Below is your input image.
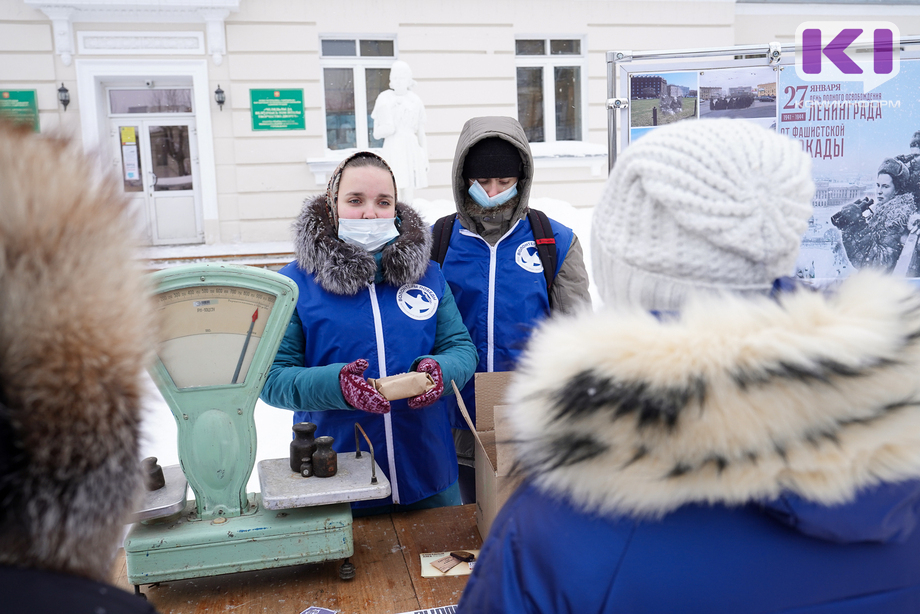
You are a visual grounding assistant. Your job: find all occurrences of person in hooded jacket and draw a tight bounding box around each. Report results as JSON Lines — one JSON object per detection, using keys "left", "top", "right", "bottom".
{"left": 437, "top": 116, "right": 591, "bottom": 503}
{"left": 0, "top": 122, "right": 159, "bottom": 613}
{"left": 458, "top": 119, "right": 920, "bottom": 613}
{"left": 894, "top": 129, "right": 920, "bottom": 206}
{"left": 260, "top": 151, "right": 477, "bottom": 514}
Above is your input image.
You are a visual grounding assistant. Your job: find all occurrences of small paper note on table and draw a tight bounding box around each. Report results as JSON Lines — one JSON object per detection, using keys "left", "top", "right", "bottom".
{"left": 420, "top": 550, "right": 480, "bottom": 578}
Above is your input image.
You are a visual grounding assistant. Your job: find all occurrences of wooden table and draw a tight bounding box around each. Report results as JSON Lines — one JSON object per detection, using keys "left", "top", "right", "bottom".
{"left": 110, "top": 504, "right": 481, "bottom": 614}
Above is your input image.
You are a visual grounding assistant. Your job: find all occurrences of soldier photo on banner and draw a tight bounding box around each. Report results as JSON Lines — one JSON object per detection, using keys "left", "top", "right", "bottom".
{"left": 778, "top": 60, "right": 920, "bottom": 281}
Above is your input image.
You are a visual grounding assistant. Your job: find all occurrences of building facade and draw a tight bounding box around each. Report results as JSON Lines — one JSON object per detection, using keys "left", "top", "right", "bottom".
{"left": 699, "top": 86, "right": 722, "bottom": 101}
{"left": 631, "top": 75, "right": 668, "bottom": 100}
{"left": 2, "top": 0, "right": 919, "bottom": 248}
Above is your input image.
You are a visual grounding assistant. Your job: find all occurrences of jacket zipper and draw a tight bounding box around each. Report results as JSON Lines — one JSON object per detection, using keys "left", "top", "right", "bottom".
{"left": 459, "top": 220, "right": 520, "bottom": 372}
{"left": 368, "top": 283, "right": 399, "bottom": 504}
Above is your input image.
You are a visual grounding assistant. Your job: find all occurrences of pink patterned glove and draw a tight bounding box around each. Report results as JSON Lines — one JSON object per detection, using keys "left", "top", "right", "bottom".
{"left": 408, "top": 358, "right": 444, "bottom": 409}
{"left": 339, "top": 359, "right": 390, "bottom": 414}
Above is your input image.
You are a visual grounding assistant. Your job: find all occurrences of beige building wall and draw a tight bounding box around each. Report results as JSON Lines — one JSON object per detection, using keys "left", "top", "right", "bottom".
{"left": 0, "top": 0, "right": 736, "bottom": 246}
{"left": 734, "top": 2, "right": 920, "bottom": 46}
{"left": 221, "top": 0, "right": 737, "bottom": 243}
{"left": 0, "top": 2, "right": 67, "bottom": 136}
{"left": 4, "top": 0, "right": 916, "bottom": 247}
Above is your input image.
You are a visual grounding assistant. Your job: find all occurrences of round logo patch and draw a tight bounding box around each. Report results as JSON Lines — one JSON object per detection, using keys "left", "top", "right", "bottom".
{"left": 396, "top": 284, "right": 439, "bottom": 320}
{"left": 515, "top": 241, "right": 544, "bottom": 273}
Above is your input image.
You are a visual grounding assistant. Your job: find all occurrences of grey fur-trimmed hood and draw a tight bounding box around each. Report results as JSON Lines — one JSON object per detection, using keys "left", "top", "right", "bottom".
{"left": 507, "top": 272, "right": 920, "bottom": 518}
{"left": 0, "top": 123, "right": 156, "bottom": 581}
{"left": 292, "top": 195, "right": 432, "bottom": 295}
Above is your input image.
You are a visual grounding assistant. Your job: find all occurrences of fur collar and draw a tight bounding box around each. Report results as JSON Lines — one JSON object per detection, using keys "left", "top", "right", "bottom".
{"left": 0, "top": 123, "right": 155, "bottom": 580}
{"left": 462, "top": 192, "right": 521, "bottom": 219}
{"left": 460, "top": 192, "right": 524, "bottom": 242}
{"left": 507, "top": 272, "right": 920, "bottom": 517}
{"left": 869, "top": 191, "right": 915, "bottom": 228}
{"left": 292, "top": 195, "right": 432, "bottom": 295}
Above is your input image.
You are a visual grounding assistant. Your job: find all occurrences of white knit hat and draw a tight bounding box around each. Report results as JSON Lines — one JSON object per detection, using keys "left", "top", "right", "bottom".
{"left": 592, "top": 119, "right": 814, "bottom": 311}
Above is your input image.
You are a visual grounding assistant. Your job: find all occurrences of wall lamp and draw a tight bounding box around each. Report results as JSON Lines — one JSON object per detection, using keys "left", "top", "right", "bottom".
{"left": 57, "top": 83, "right": 70, "bottom": 112}
{"left": 214, "top": 85, "right": 225, "bottom": 111}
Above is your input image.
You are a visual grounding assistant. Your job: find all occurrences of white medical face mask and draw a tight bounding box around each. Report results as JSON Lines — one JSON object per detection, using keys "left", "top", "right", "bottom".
{"left": 337, "top": 217, "right": 400, "bottom": 253}
{"left": 469, "top": 180, "right": 518, "bottom": 209}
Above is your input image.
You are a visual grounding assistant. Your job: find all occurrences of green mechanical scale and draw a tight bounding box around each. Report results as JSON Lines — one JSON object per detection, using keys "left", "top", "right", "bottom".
{"left": 124, "top": 264, "right": 390, "bottom": 595}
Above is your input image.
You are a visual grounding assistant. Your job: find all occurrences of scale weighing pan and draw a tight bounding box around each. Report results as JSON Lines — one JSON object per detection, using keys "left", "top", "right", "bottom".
{"left": 125, "top": 264, "right": 389, "bottom": 594}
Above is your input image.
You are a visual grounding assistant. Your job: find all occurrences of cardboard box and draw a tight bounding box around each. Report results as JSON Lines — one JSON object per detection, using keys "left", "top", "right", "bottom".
{"left": 453, "top": 372, "right": 524, "bottom": 540}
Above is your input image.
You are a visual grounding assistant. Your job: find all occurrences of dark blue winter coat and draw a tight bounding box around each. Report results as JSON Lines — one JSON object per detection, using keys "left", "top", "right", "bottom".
{"left": 461, "top": 479, "right": 920, "bottom": 613}
{"left": 458, "top": 272, "right": 920, "bottom": 613}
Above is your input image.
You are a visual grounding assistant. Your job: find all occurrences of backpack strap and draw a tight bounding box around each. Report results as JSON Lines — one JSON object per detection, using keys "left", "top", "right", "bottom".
{"left": 431, "top": 213, "right": 457, "bottom": 266}
{"left": 527, "top": 208, "right": 557, "bottom": 309}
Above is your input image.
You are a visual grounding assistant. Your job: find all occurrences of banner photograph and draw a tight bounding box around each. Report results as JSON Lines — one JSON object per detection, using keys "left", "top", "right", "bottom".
{"left": 781, "top": 59, "right": 920, "bottom": 281}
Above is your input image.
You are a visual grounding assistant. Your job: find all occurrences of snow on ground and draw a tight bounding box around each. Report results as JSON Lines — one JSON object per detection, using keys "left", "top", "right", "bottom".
{"left": 139, "top": 198, "right": 599, "bottom": 495}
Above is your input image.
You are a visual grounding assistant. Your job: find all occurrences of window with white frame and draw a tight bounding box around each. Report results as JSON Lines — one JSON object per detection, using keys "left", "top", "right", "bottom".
{"left": 320, "top": 37, "right": 396, "bottom": 151}
{"left": 515, "top": 37, "right": 586, "bottom": 143}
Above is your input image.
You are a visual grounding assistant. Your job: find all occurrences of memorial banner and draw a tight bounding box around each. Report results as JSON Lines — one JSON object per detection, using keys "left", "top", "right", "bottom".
{"left": 779, "top": 59, "right": 920, "bottom": 280}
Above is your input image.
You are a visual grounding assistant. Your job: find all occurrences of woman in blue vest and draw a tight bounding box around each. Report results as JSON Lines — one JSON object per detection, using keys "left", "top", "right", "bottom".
{"left": 260, "top": 151, "right": 477, "bottom": 513}
{"left": 439, "top": 116, "right": 591, "bottom": 503}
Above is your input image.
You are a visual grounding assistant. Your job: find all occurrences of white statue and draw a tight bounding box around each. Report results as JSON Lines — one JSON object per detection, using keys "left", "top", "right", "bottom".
{"left": 371, "top": 61, "right": 429, "bottom": 202}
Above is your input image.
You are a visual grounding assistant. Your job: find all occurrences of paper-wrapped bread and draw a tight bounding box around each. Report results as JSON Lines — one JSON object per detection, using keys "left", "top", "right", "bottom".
{"left": 367, "top": 371, "right": 435, "bottom": 400}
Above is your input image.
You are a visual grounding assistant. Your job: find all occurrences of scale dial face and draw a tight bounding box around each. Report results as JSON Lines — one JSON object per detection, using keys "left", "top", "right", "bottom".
{"left": 155, "top": 285, "right": 276, "bottom": 389}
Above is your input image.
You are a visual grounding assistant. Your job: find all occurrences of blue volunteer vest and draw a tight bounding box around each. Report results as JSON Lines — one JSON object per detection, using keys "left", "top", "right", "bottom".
{"left": 278, "top": 261, "right": 457, "bottom": 507}
{"left": 439, "top": 217, "right": 573, "bottom": 428}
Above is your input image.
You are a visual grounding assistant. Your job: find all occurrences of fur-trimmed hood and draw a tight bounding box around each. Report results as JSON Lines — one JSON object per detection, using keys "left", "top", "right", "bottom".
{"left": 507, "top": 272, "right": 920, "bottom": 518}
{"left": 292, "top": 194, "right": 432, "bottom": 295}
{"left": 0, "top": 123, "right": 156, "bottom": 581}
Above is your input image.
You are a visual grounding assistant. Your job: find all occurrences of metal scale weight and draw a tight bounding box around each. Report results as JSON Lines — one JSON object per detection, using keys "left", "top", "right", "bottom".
{"left": 125, "top": 264, "right": 390, "bottom": 594}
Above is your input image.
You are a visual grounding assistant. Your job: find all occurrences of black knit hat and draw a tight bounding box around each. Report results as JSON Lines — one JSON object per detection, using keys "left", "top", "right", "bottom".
{"left": 463, "top": 137, "right": 523, "bottom": 179}
{"left": 911, "top": 130, "right": 920, "bottom": 149}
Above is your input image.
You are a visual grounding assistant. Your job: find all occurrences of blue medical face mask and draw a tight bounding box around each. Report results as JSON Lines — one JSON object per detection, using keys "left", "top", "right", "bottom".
{"left": 468, "top": 180, "right": 518, "bottom": 209}
{"left": 337, "top": 217, "right": 400, "bottom": 253}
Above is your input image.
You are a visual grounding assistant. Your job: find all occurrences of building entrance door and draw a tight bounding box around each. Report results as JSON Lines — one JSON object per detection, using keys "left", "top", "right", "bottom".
{"left": 108, "top": 87, "right": 203, "bottom": 245}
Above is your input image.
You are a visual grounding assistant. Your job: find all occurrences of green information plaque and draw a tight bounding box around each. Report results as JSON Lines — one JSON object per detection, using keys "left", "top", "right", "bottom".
{"left": 0, "top": 90, "right": 39, "bottom": 132}
{"left": 250, "top": 89, "right": 305, "bottom": 131}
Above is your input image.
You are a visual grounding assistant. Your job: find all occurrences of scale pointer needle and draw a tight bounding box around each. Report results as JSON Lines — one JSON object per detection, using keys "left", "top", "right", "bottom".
{"left": 232, "top": 309, "right": 258, "bottom": 384}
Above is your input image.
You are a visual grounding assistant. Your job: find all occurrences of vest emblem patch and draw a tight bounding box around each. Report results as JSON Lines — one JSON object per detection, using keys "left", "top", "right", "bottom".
{"left": 515, "top": 241, "right": 544, "bottom": 273}
{"left": 396, "top": 284, "right": 439, "bottom": 320}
